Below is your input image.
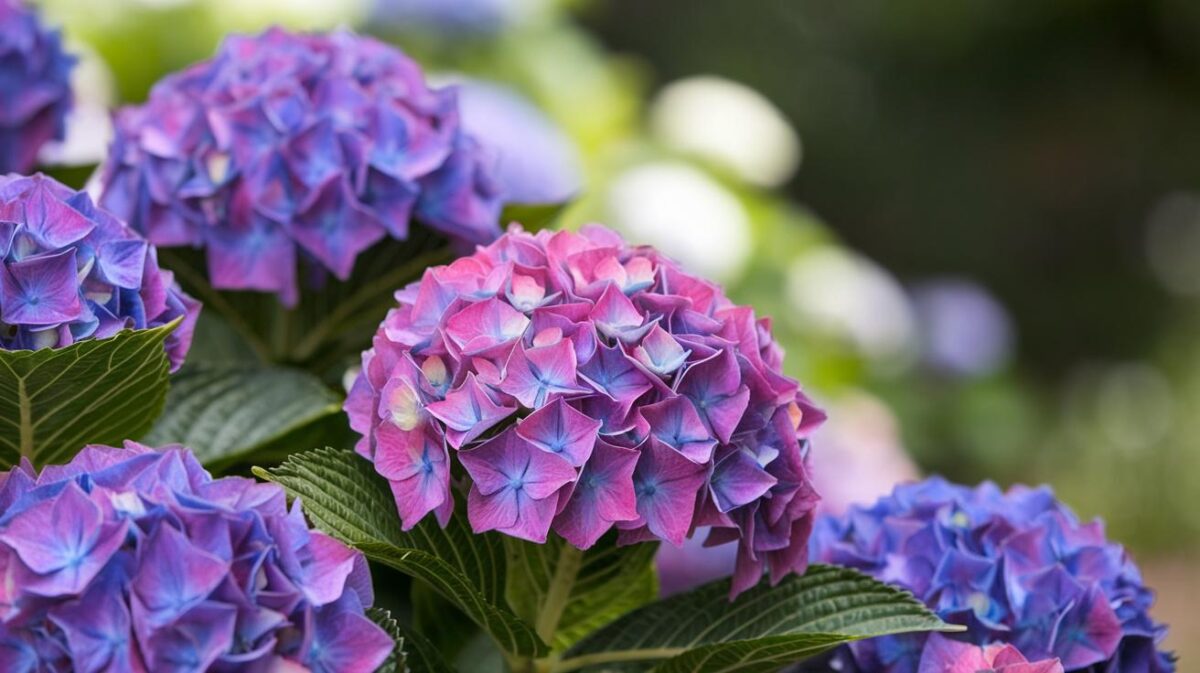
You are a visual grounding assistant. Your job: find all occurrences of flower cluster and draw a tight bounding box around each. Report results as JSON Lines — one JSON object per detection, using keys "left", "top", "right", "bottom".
{"left": 808, "top": 477, "right": 1175, "bottom": 673}
{"left": 0, "top": 174, "right": 197, "bottom": 370}
{"left": 0, "top": 0, "right": 74, "bottom": 174}
{"left": 96, "top": 27, "right": 502, "bottom": 306}
{"left": 919, "top": 634, "right": 1064, "bottom": 673}
{"left": 0, "top": 442, "right": 393, "bottom": 672}
{"left": 347, "top": 224, "right": 825, "bottom": 596}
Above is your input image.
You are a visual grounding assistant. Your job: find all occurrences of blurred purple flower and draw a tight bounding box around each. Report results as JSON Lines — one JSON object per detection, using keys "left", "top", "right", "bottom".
{"left": 0, "top": 443, "right": 393, "bottom": 672}
{"left": 807, "top": 477, "right": 1175, "bottom": 673}
{"left": 96, "top": 28, "right": 501, "bottom": 306}
{"left": 0, "top": 0, "right": 74, "bottom": 174}
{"left": 347, "top": 224, "right": 825, "bottom": 598}
{"left": 372, "top": 0, "right": 523, "bottom": 37}
{"left": 455, "top": 78, "right": 583, "bottom": 205}
{"left": 0, "top": 174, "right": 198, "bottom": 371}
{"left": 910, "top": 278, "right": 1013, "bottom": 378}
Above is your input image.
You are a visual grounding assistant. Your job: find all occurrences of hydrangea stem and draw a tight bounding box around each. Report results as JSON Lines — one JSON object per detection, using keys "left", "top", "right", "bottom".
{"left": 536, "top": 543, "right": 583, "bottom": 644}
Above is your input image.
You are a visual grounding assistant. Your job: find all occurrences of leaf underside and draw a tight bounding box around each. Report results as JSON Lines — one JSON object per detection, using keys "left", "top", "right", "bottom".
{"left": 0, "top": 322, "right": 176, "bottom": 469}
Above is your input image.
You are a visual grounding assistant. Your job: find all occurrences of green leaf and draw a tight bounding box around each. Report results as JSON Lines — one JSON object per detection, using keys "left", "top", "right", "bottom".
{"left": 368, "top": 607, "right": 457, "bottom": 673}
{"left": 556, "top": 564, "right": 961, "bottom": 673}
{"left": 504, "top": 534, "right": 659, "bottom": 652}
{"left": 143, "top": 365, "right": 341, "bottom": 470}
{"left": 501, "top": 201, "right": 571, "bottom": 232}
{"left": 0, "top": 321, "right": 177, "bottom": 469}
{"left": 255, "top": 448, "right": 548, "bottom": 658}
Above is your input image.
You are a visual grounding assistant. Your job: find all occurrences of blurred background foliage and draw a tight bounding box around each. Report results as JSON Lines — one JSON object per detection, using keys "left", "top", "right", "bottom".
{"left": 30, "top": 0, "right": 1199, "bottom": 660}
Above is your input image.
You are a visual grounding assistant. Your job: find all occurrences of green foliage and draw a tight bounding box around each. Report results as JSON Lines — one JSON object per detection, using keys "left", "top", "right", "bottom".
{"left": 144, "top": 365, "right": 341, "bottom": 470}
{"left": 255, "top": 448, "right": 548, "bottom": 658}
{"left": 0, "top": 322, "right": 177, "bottom": 469}
{"left": 504, "top": 535, "right": 659, "bottom": 652}
{"left": 558, "top": 564, "right": 959, "bottom": 673}
{"left": 501, "top": 201, "right": 573, "bottom": 233}
{"left": 369, "top": 608, "right": 457, "bottom": 673}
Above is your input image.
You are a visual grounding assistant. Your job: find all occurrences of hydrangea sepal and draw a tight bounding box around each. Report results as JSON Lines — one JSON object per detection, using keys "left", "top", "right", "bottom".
{"left": 0, "top": 319, "right": 178, "bottom": 469}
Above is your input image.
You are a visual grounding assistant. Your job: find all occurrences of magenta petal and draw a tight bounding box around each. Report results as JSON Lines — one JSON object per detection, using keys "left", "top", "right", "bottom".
{"left": 554, "top": 441, "right": 640, "bottom": 549}
{"left": 631, "top": 439, "right": 707, "bottom": 546}
{"left": 461, "top": 430, "right": 576, "bottom": 542}
{"left": 0, "top": 248, "right": 83, "bottom": 326}
{"left": 710, "top": 450, "right": 778, "bottom": 513}
{"left": 500, "top": 339, "right": 588, "bottom": 409}
{"left": 516, "top": 398, "right": 600, "bottom": 467}
{"left": 425, "top": 373, "right": 515, "bottom": 448}
{"left": 444, "top": 297, "right": 530, "bottom": 355}
{"left": 375, "top": 422, "right": 452, "bottom": 529}
{"left": 632, "top": 324, "right": 690, "bottom": 377}
{"left": 640, "top": 396, "right": 717, "bottom": 464}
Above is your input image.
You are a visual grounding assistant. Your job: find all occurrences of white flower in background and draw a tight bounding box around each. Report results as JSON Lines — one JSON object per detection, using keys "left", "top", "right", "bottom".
{"left": 605, "top": 161, "right": 752, "bottom": 282}
{"left": 1146, "top": 191, "right": 1200, "bottom": 296}
{"left": 785, "top": 247, "right": 917, "bottom": 365}
{"left": 810, "top": 391, "right": 919, "bottom": 515}
{"left": 650, "top": 76, "right": 801, "bottom": 188}
{"left": 450, "top": 77, "right": 583, "bottom": 204}
{"left": 910, "top": 278, "right": 1014, "bottom": 378}
{"left": 39, "top": 42, "right": 115, "bottom": 168}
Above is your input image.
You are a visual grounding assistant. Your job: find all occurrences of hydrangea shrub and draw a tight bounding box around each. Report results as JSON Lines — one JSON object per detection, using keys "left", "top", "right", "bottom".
{"left": 347, "top": 223, "right": 825, "bottom": 597}
{"left": 809, "top": 477, "right": 1175, "bottom": 673}
{"left": 0, "top": 442, "right": 393, "bottom": 672}
{"left": 0, "top": 174, "right": 197, "bottom": 369}
{"left": 96, "top": 27, "right": 501, "bottom": 306}
{"left": 0, "top": 0, "right": 74, "bottom": 174}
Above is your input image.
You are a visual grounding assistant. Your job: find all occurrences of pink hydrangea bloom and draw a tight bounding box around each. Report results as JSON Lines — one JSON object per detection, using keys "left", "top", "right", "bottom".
{"left": 347, "top": 224, "right": 825, "bottom": 597}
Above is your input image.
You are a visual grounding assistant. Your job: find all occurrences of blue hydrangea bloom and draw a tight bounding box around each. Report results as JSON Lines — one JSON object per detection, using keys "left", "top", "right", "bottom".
{"left": 0, "top": 0, "right": 74, "bottom": 174}
{"left": 96, "top": 27, "right": 502, "bottom": 306}
{"left": 0, "top": 442, "right": 393, "bottom": 673}
{"left": 808, "top": 477, "right": 1175, "bottom": 673}
{"left": 0, "top": 174, "right": 198, "bottom": 371}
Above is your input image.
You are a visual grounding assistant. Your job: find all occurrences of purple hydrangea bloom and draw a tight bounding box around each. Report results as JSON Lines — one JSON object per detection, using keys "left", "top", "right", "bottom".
{"left": 96, "top": 27, "right": 502, "bottom": 307}
{"left": 347, "top": 224, "right": 825, "bottom": 597}
{"left": 917, "top": 634, "right": 1064, "bottom": 673}
{"left": 0, "top": 0, "right": 74, "bottom": 174}
{"left": 0, "top": 174, "right": 198, "bottom": 370}
{"left": 0, "top": 442, "right": 393, "bottom": 672}
{"left": 808, "top": 477, "right": 1175, "bottom": 673}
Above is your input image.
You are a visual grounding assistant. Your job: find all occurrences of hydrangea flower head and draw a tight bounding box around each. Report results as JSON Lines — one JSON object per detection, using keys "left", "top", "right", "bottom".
{"left": 0, "top": 0, "right": 74, "bottom": 174}
{"left": 0, "top": 442, "right": 393, "bottom": 672}
{"left": 96, "top": 27, "right": 502, "bottom": 306}
{"left": 808, "top": 477, "right": 1175, "bottom": 673}
{"left": 347, "top": 224, "right": 825, "bottom": 597}
{"left": 0, "top": 174, "right": 198, "bottom": 370}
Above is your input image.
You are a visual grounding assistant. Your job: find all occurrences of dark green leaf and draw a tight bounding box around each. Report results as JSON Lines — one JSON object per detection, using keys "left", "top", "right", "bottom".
{"left": 143, "top": 365, "right": 341, "bottom": 470}
{"left": 558, "top": 564, "right": 961, "bottom": 673}
{"left": 255, "top": 448, "right": 547, "bottom": 658}
{"left": 0, "top": 321, "right": 177, "bottom": 469}
{"left": 501, "top": 201, "right": 571, "bottom": 232}
{"left": 504, "top": 534, "right": 659, "bottom": 652}
{"left": 368, "top": 607, "right": 457, "bottom": 673}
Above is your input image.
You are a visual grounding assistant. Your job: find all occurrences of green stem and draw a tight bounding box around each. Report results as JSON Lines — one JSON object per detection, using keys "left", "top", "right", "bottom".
{"left": 162, "top": 251, "right": 273, "bottom": 362}
{"left": 288, "top": 246, "right": 453, "bottom": 362}
{"left": 536, "top": 544, "right": 584, "bottom": 645}
{"left": 550, "top": 648, "right": 687, "bottom": 673}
